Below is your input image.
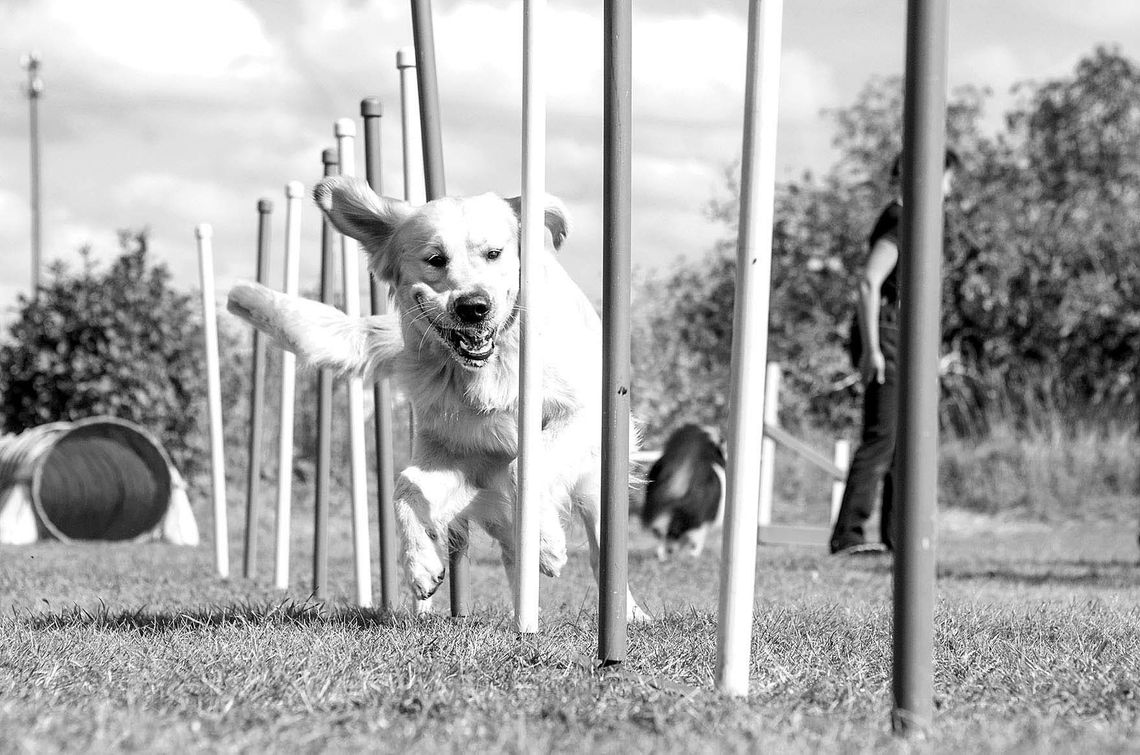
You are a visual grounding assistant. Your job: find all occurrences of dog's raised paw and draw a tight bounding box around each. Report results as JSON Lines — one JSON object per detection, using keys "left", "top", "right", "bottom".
{"left": 539, "top": 545, "right": 567, "bottom": 579}
{"left": 226, "top": 281, "right": 276, "bottom": 327}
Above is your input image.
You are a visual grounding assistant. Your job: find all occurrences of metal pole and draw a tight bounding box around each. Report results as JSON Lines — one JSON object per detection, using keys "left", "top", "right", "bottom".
{"left": 410, "top": 0, "right": 469, "bottom": 618}
{"left": 274, "top": 181, "right": 303, "bottom": 591}
{"left": 893, "top": 0, "right": 949, "bottom": 737}
{"left": 361, "top": 97, "right": 400, "bottom": 613}
{"left": 243, "top": 198, "right": 273, "bottom": 579}
{"left": 396, "top": 48, "right": 422, "bottom": 461}
{"left": 21, "top": 53, "right": 43, "bottom": 301}
{"left": 335, "top": 118, "right": 374, "bottom": 609}
{"left": 195, "top": 223, "right": 229, "bottom": 579}
{"left": 410, "top": 0, "right": 447, "bottom": 199}
{"left": 599, "top": 0, "right": 632, "bottom": 665}
{"left": 397, "top": 48, "right": 426, "bottom": 206}
{"left": 516, "top": 0, "right": 546, "bottom": 634}
{"left": 714, "top": 0, "right": 783, "bottom": 697}
{"left": 314, "top": 148, "right": 339, "bottom": 599}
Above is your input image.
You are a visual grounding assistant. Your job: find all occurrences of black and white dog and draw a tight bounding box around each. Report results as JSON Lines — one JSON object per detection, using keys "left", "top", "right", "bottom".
{"left": 640, "top": 424, "right": 726, "bottom": 559}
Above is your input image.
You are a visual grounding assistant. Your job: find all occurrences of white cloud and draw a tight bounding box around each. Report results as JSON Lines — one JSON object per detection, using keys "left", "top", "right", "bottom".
{"left": 634, "top": 12, "right": 744, "bottom": 124}
{"left": 5, "top": 0, "right": 280, "bottom": 98}
{"left": 780, "top": 48, "right": 840, "bottom": 122}
{"left": 112, "top": 173, "right": 234, "bottom": 224}
{"left": 1030, "top": 0, "right": 1140, "bottom": 29}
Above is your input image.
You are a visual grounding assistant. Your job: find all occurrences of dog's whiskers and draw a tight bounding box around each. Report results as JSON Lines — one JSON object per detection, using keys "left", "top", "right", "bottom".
{"left": 417, "top": 309, "right": 449, "bottom": 352}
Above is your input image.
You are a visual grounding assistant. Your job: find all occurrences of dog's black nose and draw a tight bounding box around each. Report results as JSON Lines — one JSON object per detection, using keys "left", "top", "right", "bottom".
{"left": 454, "top": 293, "right": 491, "bottom": 323}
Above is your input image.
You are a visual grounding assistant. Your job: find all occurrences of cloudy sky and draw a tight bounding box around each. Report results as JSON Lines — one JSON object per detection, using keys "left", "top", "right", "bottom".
{"left": 2, "top": 0, "right": 1139, "bottom": 328}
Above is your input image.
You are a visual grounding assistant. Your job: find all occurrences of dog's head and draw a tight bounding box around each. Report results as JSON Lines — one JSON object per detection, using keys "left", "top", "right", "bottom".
{"left": 641, "top": 424, "right": 726, "bottom": 560}
{"left": 314, "top": 177, "right": 569, "bottom": 370}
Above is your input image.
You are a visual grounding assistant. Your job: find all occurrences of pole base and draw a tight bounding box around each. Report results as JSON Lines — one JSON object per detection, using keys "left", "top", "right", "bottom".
{"left": 890, "top": 707, "right": 931, "bottom": 739}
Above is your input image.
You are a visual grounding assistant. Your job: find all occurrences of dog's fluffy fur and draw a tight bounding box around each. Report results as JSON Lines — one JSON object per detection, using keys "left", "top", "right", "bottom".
{"left": 227, "top": 177, "right": 647, "bottom": 621}
{"left": 640, "top": 424, "right": 725, "bottom": 559}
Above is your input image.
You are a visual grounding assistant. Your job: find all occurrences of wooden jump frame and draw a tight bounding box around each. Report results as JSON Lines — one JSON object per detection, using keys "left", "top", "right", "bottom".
{"left": 633, "top": 362, "right": 849, "bottom": 547}
{"left": 756, "top": 362, "right": 849, "bottom": 547}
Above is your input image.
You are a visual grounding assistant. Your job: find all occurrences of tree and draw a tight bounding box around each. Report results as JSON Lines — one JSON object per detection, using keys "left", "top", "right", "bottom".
{"left": 0, "top": 232, "right": 209, "bottom": 477}
{"left": 631, "top": 46, "right": 1140, "bottom": 443}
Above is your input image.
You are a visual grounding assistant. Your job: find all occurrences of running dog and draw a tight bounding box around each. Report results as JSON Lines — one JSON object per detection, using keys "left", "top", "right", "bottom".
{"left": 640, "top": 424, "right": 725, "bottom": 559}
{"left": 227, "top": 176, "right": 648, "bottom": 621}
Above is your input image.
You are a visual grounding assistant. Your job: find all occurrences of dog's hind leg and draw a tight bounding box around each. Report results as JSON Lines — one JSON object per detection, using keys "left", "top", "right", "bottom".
{"left": 574, "top": 475, "right": 651, "bottom": 624}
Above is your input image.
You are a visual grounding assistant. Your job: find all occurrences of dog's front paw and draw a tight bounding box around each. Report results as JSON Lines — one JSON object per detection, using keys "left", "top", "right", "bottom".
{"left": 405, "top": 547, "right": 447, "bottom": 601}
{"left": 538, "top": 515, "right": 568, "bottom": 578}
{"left": 538, "top": 539, "right": 567, "bottom": 578}
{"left": 227, "top": 282, "right": 280, "bottom": 333}
{"left": 408, "top": 566, "right": 446, "bottom": 601}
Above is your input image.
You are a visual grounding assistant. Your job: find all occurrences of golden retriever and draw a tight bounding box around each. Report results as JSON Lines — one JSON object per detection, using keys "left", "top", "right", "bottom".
{"left": 227, "top": 176, "right": 647, "bottom": 621}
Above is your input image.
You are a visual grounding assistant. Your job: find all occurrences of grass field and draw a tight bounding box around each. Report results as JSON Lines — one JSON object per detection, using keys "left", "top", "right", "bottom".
{"left": 2, "top": 485, "right": 1139, "bottom": 753}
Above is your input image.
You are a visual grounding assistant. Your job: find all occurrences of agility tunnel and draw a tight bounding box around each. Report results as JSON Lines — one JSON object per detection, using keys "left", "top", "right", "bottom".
{"left": 0, "top": 416, "right": 198, "bottom": 545}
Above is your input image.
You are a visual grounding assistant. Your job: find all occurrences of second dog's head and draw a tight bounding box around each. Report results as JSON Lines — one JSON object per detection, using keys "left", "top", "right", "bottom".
{"left": 315, "top": 177, "right": 570, "bottom": 371}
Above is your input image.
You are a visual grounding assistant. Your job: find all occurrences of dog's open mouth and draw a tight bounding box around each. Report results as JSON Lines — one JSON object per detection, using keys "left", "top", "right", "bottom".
{"left": 433, "top": 324, "right": 496, "bottom": 367}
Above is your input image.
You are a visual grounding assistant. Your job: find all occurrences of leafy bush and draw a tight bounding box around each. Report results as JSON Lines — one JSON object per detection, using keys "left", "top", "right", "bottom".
{"left": 0, "top": 232, "right": 208, "bottom": 477}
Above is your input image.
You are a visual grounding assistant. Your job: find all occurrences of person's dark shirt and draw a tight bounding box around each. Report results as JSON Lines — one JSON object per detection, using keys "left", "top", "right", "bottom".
{"left": 868, "top": 200, "right": 901, "bottom": 306}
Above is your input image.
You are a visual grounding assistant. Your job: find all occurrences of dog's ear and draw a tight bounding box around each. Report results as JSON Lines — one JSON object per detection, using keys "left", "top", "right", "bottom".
{"left": 313, "top": 177, "right": 412, "bottom": 261}
{"left": 504, "top": 194, "right": 571, "bottom": 251}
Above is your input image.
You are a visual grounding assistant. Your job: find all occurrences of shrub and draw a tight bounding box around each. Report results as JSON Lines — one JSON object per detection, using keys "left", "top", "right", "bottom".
{"left": 0, "top": 232, "right": 207, "bottom": 477}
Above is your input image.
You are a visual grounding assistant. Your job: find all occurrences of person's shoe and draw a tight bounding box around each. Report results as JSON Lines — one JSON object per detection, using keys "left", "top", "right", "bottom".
{"left": 832, "top": 541, "right": 889, "bottom": 556}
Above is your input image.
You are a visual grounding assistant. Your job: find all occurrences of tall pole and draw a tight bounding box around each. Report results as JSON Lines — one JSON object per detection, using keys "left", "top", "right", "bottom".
{"left": 313, "top": 148, "right": 339, "bottom": 600}
{"left": 516, "top": 0, "right": 546, "bottom": 634}
{"left": 599, "top": 0, "right": 632, "bottom": 665}
{"left": 714, "top": 0, "right": 783, "bottom": 696}
{"left": 410, "top": 0, "right": 469, "bottom": 618}
{"left": 397, "top": 48, "right": 423, "bottom": 454}
{"left": 273, "top": 181, "right": 303, "bottom": 591}
{"left": 410, "top": 0, "right": 447, "bottom": 200}
{"left": 397, "top": 48, "right": 425, "bottom": 206}
{"left": 244, "top": 199, "right": 273, "bottom": 579}
{"left": 195, "top": 223, "right": 229, "bottom": 579}
{"left": 361, "top": 97, "right": 400, "bottom": 613}
{"left": 893, "top": 0, "right": 949, "bottom": 737}
{"left": 21, "top": 53, "right": 43, "bottom": 301}
{"left": 335, "top": 118, "right": 374, "bottom": 609}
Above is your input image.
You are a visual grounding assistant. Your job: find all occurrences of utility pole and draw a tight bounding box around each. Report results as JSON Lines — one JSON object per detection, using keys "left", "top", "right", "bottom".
{"left": 21, "top": 52, "right": 43, "bottom": 302}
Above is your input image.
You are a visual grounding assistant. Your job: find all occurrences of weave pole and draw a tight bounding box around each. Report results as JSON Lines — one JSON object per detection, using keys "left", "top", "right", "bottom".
{"left": 598, "top": 0, "right": 632, "bottom": 665}
{"left": 361, "top": 98, "right": 400, "bottom": 613}
{"left": 244, "top": 199, "right": 273, "bottom": 578}
{"left": 714, "top": 0, "right": 783, "bottom": 696}
{"left": 195, "top": 223, "right": 229, "bottom": 579}
{"left": 313, "top": 147, "right": 339, "bottom": 599}
{"left": 515, "top": 0, "right": 546, "bottom": 634}
{"left": 411, "top": 0, "right": 470, "bottom": 618}
{"left": 892, "top": 0, "right": 949, "bottom": 736}
{"left": 273, "top": 182, "right": 303, "bottom": 591}
{"left": 396, "top": 48, "right": 426, "bottom": 206}
{"left": 336, "top": 118, "right": 374, "bottom": 608}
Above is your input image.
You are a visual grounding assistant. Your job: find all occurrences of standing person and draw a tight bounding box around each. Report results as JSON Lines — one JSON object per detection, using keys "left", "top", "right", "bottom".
{"left": 829, "top": 149, "right": 960, "bottom": 555}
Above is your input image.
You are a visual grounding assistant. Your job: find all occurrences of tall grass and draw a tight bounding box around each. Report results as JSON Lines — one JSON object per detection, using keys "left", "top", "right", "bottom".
{"left": 941, "top": 411, "right": 1138, "bottom": 521}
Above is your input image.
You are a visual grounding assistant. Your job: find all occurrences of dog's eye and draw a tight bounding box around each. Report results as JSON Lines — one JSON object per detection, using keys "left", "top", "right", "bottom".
{"left": 486, "top": 248, "right": 502, "bottom": 261}
{"left": 426, "top": 254, "right": 448, "bottom": 269}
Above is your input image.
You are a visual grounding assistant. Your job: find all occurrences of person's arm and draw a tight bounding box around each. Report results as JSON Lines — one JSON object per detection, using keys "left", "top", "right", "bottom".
{"left": 856, "top": 237, "right": 899, "bottom": 384}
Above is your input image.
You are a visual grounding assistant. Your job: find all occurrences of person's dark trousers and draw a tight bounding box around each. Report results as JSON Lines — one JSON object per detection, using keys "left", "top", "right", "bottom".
{"left": 830, "top": 310, "right": 898, "bottom": 553}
